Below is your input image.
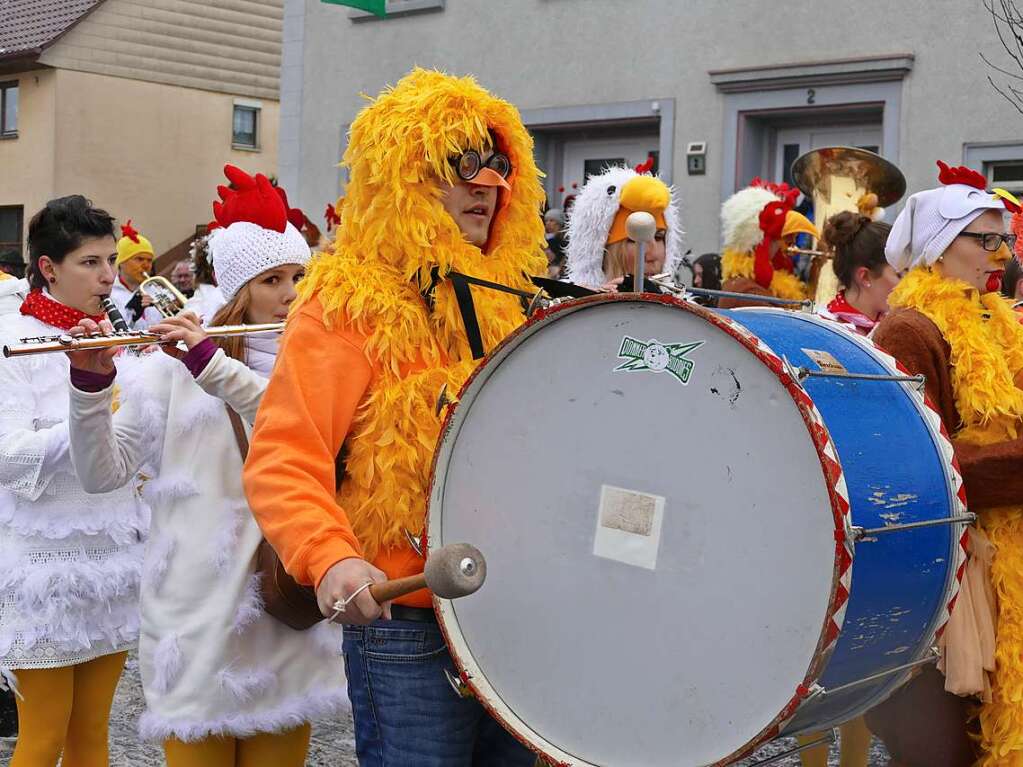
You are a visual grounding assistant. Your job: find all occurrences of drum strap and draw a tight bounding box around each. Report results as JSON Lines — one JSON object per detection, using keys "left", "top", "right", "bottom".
{"left": 420, "top": 267, "right": 541, "bottom": 361}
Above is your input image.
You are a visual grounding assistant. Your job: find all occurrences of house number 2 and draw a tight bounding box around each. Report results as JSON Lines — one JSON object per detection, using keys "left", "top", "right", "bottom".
{"left": 807, "top": 88, "right": 816, "bottom": 105}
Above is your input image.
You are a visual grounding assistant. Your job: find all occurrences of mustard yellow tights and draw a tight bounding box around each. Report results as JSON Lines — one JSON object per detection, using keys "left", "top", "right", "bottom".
{"left": 9, "top": 650, "right": 127, "bottom": 767}
{"left": 163, "top": 724, "right": 311, "bottom": 767}
{"left": 797, "top": 717, "right": 871, "bottom": 767}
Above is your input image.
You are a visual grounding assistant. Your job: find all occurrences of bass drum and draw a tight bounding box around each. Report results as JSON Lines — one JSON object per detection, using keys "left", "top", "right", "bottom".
{"left": 426, "top": 294, "right": 966, "bottom": 767}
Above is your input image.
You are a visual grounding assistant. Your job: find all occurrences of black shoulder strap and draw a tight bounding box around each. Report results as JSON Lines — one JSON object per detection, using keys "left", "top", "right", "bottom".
{"left": 447, "top": 271, "right": 486, "bottom": 361}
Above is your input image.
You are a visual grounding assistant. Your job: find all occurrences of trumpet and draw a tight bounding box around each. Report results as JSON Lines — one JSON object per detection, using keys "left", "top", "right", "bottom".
{"left": 3, "top": 322, "right": 285, "bottom": 358}
{"left": 140, "top": 273, "right": 188, "bottom": 318}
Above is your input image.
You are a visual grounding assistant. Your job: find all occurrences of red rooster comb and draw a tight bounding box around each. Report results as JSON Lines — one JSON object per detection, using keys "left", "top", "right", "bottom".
{"left": 751, "top": 177, "right": 800, "bottom": 209}
{"left": 211, "top": 165, "right": 288, "bottom": 233}
{"left": 120, "top": 220, "right": 140, "bottom": 243}
{"left": 273, "top": 184, "right": 308, "bottom": 231}
{"left": 937, "top": 161, "right": 987, "bottom": 190}
{"left": 635, "top": 155, "right": 655, "bottom": 174}
{"left": 324, "top": 202, "right": 341, "bottom": 231}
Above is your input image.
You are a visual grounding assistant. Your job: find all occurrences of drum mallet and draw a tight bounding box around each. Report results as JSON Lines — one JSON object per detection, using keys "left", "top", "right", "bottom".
{"left": 331, "top": 543, "right": 487, "bottom": 618}
{"left": 626, "top": 211, "right": 657, "bottom": 293}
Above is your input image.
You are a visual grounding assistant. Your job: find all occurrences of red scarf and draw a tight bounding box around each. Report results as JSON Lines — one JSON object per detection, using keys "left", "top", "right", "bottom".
{"left": 20, "top": 289, "right": 105, "bottom": 331}
{"left": 826, "top": 291, "right": 877, "bottom": 335}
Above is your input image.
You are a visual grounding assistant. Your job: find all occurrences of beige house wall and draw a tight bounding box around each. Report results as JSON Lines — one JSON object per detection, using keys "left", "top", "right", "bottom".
{"left": 39, "top": 0, "right": 283, "bottom": 101}
{"left": 0, "top": 69, "right": 57, "bottom": 245}
{"left": 0, "top": 66, "right": 278, "bottom": 259}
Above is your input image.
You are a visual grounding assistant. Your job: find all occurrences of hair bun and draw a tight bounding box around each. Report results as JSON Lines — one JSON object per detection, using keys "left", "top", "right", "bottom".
{"left": 823, "top": 210, "right": 870, "bottom": 250}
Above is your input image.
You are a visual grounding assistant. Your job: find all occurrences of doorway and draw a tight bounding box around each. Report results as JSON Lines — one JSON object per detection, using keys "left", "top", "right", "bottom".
{"left": 773, "top": 125, "right": 882, "bottom": 187}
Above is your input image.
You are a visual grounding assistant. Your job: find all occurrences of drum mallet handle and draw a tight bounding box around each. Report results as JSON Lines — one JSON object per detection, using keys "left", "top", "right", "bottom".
{"left": 627, "top": 211, "right": 657, "bottom": 293}
{"left": 334, "top": 543, "right": 487, "bottom": 616}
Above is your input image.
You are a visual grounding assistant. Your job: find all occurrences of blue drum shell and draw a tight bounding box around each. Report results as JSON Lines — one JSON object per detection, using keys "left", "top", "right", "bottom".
{"left": 719, "top": 308, "right": 960, "bottom": 731}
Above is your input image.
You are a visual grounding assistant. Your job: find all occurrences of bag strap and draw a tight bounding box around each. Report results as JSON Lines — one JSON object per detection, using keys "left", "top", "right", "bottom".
{"left": 226, "top": 405, "right": 249, "bottom": 460}
{"left": 227, "top": 403, "right": 347, "bottom": 491}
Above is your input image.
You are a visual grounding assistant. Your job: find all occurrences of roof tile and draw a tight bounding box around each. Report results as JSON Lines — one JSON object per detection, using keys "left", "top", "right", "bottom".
{"left": 0, "top": 0, "right": 104, "bottom": 59}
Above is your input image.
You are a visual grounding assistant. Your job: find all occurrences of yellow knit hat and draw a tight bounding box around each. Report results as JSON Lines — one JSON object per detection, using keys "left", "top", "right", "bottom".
{"left": 116, "top": 220, "right": 154, "bottom": 265}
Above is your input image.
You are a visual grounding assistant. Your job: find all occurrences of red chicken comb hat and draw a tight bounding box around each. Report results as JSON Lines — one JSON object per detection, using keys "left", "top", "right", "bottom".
{"left": 120, "top": 219, "right": 140, "bottom": 243}
{"left": 211, "top": 165, "right": 288, "bottom": 233}
{"left": 634, "top": 155, "right": 655, "bottom": 174}
{"left": 937, "top": 161, "right": 987, "bottom": 191}
{"left": 273, "top": 184, "right": 309, "bottom": 231}
{"left": 751, "top": 177, "right": 800, "bottom": 209}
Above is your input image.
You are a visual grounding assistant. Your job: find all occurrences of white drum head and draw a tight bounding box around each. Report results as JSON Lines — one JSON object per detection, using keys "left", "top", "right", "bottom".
{"left": 429, "top": 297, "right": 844, "bottom": 767}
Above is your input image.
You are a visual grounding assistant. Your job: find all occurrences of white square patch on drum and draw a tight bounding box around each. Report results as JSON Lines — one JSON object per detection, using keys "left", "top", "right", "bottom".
{"left": 593, "top": 485, "right": 666, "bottom": 570}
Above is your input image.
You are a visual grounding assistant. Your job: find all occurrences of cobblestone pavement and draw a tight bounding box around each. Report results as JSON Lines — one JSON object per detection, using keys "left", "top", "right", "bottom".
{"left": 0, "top": 655, "right": 889, "bottom": 766}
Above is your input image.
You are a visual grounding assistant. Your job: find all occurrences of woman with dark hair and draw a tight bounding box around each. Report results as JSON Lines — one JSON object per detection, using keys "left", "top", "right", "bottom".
{"left": 820, "top": 211, "right": 898, "bottom": 335}
{"left": 0, "top": 195, "right": 146, "bottom": 766}
{"left": 691, "top": 252, "right": 722, "bottom": 292}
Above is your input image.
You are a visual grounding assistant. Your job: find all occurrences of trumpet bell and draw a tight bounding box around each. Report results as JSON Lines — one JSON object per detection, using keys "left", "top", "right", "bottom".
{"left": 140, "top": 274, "right": 188, "bottom": 318}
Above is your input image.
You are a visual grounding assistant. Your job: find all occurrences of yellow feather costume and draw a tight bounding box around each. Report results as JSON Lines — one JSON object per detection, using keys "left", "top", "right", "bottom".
{"left": 294, "top": 69, "right": 546, "bottom": 560}
{"left": 721, "top": 247, "right": 808, "bottom": 301}
{"left": 889, "top": 268, "right": 1023, "bottom": 765}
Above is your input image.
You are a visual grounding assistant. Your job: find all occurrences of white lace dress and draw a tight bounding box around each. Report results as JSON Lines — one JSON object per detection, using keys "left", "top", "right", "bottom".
{"left": 0, "top": 313, "right": 146, "bottom": 675}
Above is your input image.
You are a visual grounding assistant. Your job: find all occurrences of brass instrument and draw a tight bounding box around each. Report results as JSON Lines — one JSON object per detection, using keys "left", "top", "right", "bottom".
{"left": 140, "top": 272, "right": 188, "bottom": 318}
{"left": 786, "top": 246, "right": 830, "bottom": 260}
{"left": 3, "top": 322, "right": 285, "bottom": 358}
{"left": 791, "top": 147, "right": 906, "bottom": 305}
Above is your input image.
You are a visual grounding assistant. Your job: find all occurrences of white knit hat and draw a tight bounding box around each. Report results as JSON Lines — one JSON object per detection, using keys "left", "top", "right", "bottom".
{"left": 886, "top": 184, "right": 1006, "bottom": 273}
{"left": 208, "top": 221, "right": 310, "bottom": 301}
{"left": 566, "top": 165, "right": 684, "bottom": 289}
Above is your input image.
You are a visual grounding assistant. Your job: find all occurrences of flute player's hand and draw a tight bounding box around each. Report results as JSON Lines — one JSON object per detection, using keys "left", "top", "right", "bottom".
{"left": 66, "top": 318, "right": 117, "bottom": 376}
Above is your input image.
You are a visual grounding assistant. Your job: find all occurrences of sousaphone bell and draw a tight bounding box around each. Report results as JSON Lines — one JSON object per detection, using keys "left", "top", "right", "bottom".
{"left": 791, "top": 147, "right": 906, "bottom": 305}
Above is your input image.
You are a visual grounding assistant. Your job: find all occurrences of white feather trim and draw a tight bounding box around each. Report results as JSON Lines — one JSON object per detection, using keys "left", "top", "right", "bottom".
{"left": 207, "top": 505, "right": 246, "bottom": 575}
{"left": 143, "top": 534, "right": 177, "bottom": 595}
{"left": 566, "top": 165, "right": 685, "bottom": 289}
{"left": 142, "top": 474, "right": 199, "bottom": 506}
{"left": 308, "top": 620, "right": 343, "bottom": 657}
{"left": 151, "top": 634, "right": 183, "bottom": 695}
{"left": 138, "top": 687, "right": 349, "bottom": 742}
{"left": 232, "top": 573, "right": 265, "bottom": 635}
{"left": 720, "top": 187, "right": 779, "bottom": 253}
{"left": 217, "top": 665, "right": 277, "bottom": 704}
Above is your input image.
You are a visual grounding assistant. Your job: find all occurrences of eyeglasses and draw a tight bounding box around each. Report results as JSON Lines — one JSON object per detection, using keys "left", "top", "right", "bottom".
{"left": 450, "top": 149, "right": 512, "bottom": 182}
{"left": 957, "top": 231, "right": 1019, "bottom": 252}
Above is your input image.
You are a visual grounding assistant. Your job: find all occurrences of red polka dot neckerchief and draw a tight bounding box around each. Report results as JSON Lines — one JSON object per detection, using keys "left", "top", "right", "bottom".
{"left": 20, "top": 289, "right": 105, "bottom": 331}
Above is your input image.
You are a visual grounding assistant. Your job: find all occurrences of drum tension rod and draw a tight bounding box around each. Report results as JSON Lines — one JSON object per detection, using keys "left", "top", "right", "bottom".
{"left": 797, "top": 367, "right": 926, "bottom": 392}
{"left": 746, "top": 729, "right": 836, "bottom": 766}
{"left": 852, "top": 513, "right": 976, "bottom": 541}
{"left": 804, "top": 648, "right": 940, "bottom": 701}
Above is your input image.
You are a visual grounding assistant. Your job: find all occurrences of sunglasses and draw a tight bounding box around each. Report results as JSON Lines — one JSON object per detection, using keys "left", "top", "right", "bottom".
{"left": 957, "top": 231, "right": 1019, "bottom": 252}
{"left": 450, "top": 149, "right": 512, "bottom": 183}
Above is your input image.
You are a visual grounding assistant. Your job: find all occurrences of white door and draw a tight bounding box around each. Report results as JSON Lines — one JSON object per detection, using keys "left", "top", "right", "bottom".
{"left": 561, "top": 136, "right": 660, "bottom": 193}
{"left": 774, "top": 125, "right": 883, "bottom": 186}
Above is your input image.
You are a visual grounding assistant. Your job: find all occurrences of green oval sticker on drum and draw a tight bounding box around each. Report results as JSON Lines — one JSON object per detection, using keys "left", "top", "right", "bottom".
{"left": 613, "top": 336, "right": 704, "bottom": 385}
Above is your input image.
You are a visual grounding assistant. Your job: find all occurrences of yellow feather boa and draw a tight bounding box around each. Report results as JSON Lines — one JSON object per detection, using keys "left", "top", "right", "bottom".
{"left": 889, "top": 268, "right": 1023, "bottom": 765}
{"left": 294, "top": 69, "right": 546, "bottom": 560}
{"left": 721, "top": 247, "right": 808, "bottom": 301}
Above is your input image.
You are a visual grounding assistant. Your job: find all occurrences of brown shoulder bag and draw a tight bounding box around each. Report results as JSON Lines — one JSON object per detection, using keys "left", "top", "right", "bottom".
{"left": 226, "top": 406, "right": 323, "bottom": 631}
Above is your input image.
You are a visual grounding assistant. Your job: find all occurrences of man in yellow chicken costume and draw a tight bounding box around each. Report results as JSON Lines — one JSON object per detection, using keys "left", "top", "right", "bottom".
{"left": 718, "top": 179, "right": 818, "bottom": 308}
{"left": 243, "top": 69, "right": 546, "bottom": 765}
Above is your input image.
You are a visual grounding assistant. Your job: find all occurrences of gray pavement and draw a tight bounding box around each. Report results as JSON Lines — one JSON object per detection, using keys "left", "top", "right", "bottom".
{"left": 0, "top": 653, "right": 888, "bottom": 766}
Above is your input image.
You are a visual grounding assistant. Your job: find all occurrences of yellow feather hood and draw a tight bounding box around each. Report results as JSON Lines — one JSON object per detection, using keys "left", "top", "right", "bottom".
{"left": 297, "top": 68, "right": 546, "bottom": 357}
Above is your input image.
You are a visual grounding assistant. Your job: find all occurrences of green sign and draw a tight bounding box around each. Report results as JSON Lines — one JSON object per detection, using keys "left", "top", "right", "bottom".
{"left": 321, "top": 0, "right": 387, "bottom": 17}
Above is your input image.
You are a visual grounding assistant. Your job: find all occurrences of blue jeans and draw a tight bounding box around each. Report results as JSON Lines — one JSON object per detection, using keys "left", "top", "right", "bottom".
{"left": 342, "top": 620, "right": 537, "bottom": 767}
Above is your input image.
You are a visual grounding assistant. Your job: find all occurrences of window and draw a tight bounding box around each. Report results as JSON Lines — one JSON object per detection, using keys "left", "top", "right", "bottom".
{"left": 1, "top": 82, "right": 17, "bottom": 138}
{"left": 0, "top": 206, "right": 24, "bottom": 260}
{"left": 986, "top": 161, "right": 1023, "bottom": 194}
{"left": 232, "top": 104, "right": 259, "bottom": 150}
